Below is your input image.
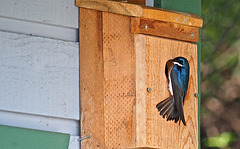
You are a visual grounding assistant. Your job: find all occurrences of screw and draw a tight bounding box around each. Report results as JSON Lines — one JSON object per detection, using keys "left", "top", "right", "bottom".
{"left": 78, "top": 135, "right": 91, "bottom": 141}
{"left": 191, "top": 33, "right": 194, "bottom": 37}
{"left": 147, "top": 87, "right": 151, "bottom": 92}
{"left": 194, "top": 93, "right": 199, "bottom": 98}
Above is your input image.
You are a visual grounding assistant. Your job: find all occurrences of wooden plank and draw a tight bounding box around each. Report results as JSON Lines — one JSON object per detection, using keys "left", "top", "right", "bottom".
{"left": 0, "top": 0, "right": 78, "bottom": 28}
{"left": 0, "top": 125, "right": 70, "bottom": 149}
{"left": 131, "top": 18, "right": 199, "bottom": 43}
{"left": 76, "top": 0, "right": 143, "bottom": 17}
{"left": 154, "top": 1, "right": 202, "bottom": 148}
{"left": 102, "top": 12, "right": 136, "bottom": 148}
{"left": 142, "top": 7, "right": 202, "bottom": 27}
{"left": 80, "top": 8, "right": 105, "bottom": 149}
{"left": 127, "top": 0, "right": 146, "bottom": 5}
{"left": 143, "top": 36, "right": 198, "bottom": 148}
{"left": 75, "top": 0, "right": 203, "bottom": 27}
{"left": 0, "top": 31, "right": 79, "bottom": 120}
{"left": 135, "top": 34, "right": 147, "bottom": 147}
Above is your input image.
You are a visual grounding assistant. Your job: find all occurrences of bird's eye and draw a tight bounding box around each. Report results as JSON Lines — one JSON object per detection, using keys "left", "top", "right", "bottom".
{"left": 179, "top": 60, "right": 183, "bottom": 65}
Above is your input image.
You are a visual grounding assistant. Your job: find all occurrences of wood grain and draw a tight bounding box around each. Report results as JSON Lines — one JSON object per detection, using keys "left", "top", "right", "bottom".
{"left": 80, "top": 8, "right": 105, "bottom": 149}
{"left": 76, "top": 0, "right": 143, "bottom": 17}
{"left": 80, "top": 7, "right": 198, "bottom": 149}
{"left": 102, "top": 12, "right": 136, "bottom": 148}
{"left": 142, "top": 35, "right": 198, "bottom": 148}
{"left": 127, "top": 0, "right": 146, "bottom": 5}
{"left": 76, "top": 0, "right": 203, "bottom": 27}
{"left": 135, "top": 34, "right": 147, "bottom": 147}
{"left": 142, "top": 6, "right": 202, "bottom": 27}
{"left": 131, "top": 18, "right": 199, "bottom": 43}
{"left": 134, "top": 35, "right": 198, "bottom": 149}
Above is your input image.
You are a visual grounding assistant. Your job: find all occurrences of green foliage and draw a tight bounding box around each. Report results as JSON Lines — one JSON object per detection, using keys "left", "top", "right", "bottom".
{"left": 201, "top": 0, "right": 240, "bottom": 148}
{"left": 202, "top": 0, "right": 240, "bottom": 62}
{"left": 203, "top": 132, "right": 237, "bottom": 148}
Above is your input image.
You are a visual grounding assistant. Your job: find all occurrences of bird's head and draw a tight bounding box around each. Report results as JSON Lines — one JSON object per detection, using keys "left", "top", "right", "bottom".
{"left": 171, "top": 57, "right": 189, "bottom": 68}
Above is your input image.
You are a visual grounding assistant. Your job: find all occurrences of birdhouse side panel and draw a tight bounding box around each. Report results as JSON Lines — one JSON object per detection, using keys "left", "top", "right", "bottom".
{"left": 102, "top": 12, "right": 136, "bottom": 148}
{"left": 80, "top": 8, "right": 105, "bottom": 149}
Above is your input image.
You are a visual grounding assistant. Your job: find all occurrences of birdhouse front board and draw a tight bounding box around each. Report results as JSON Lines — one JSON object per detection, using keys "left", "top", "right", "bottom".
{"left": 78, "top": 2, "right": 202, "bottom": 148}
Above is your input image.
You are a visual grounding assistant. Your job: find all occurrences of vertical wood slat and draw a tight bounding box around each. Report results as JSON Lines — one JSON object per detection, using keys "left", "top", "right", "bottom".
{"left": 143, "top": 35, "right": 198, "bottom": 148}
{"left": 102, "top": 12, "right": 136, "bottom": 148}
{"left": 80, "top": 8, "right": 105, "bottom": 149}
{"left": 135, "top": 35, "right": 147, "bottom": 147}
{"left": 153, "top": 1, "right": 202, "bottom": 147}
{"left": 80, "top": 8, "right": 136, "bottom": 148}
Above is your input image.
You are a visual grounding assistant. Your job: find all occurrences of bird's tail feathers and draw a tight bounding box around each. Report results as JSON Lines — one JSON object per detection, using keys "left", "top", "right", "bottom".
{"left": 175, "top": 95, "right": 186, "bottom": 125}
{"left": 156, "top": 96, "right": 186, "bottom": 125}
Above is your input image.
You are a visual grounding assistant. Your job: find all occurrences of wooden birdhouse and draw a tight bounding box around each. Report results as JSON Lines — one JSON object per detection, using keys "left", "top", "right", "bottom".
{"left": 77, "top": 0, "right": 203, "bottom": 148}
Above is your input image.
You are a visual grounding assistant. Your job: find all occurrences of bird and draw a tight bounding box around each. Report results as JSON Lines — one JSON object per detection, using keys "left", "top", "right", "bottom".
{"left": 156, "top": 57, "right": 190, "bottom": 126}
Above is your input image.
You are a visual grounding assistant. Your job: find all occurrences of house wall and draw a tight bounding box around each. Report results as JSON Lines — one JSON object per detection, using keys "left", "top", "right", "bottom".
{"left": 0, "top": 0, "right": 78, "bottom": 41}
{"left": 0, "top": 0, "right": 79, "bottom": 148}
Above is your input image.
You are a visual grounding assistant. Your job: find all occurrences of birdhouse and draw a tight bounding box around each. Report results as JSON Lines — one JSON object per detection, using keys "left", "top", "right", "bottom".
{"left": 77, "top": 0, "right": 203, "bottom": 148}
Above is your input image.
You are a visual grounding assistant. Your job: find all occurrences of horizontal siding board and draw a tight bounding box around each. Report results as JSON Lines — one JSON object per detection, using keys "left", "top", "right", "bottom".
{"left": 0, "top": 0, "right": 78, "bottom": 28}
{"left": 69, "top": 136, "right": 80, "bottom": 149}
{"left": 0, "top": 110, "right": 79, "bottom": 136}
{"left": 0, "top": 31, "right": 79, "bottom": 120}
{"left": 0, "top": 17, "right": 79, "bottom": 41}
{"left": 0, "top": 125, "right": 70, "bottom": 149}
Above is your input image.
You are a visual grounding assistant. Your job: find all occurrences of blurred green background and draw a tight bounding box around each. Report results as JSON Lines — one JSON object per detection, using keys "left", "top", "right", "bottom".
{"left": 201, "top": 0, "right": 240, "bottom": 148}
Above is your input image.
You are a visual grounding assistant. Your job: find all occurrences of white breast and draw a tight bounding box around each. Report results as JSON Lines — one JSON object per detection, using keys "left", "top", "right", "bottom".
{"left": 168, "top": 73, "right": 173, "bottom": 95}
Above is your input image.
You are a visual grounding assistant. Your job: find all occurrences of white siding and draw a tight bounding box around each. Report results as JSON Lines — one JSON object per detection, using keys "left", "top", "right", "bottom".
{"left": 0, "top": 110, "right": 79, "bottom": 135}
{"left": 0, "top": 17, "right": 78, "bottom": 41}
{"left": 0, "top": 1, "right": 80, "bottom": 148}
{"left": 0, "top": 31, "right": 79, "bottom": 120}
{"left": 0, "top": 0, "right": 78, "bottom": 28}
{"left": 0, "top": 0, "right": 79, "bottom": 41}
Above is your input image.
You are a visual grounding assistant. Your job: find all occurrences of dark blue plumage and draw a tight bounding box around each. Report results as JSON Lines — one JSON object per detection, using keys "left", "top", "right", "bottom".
{"left": 156, "top": 57, "right": 190, "bottom": 126}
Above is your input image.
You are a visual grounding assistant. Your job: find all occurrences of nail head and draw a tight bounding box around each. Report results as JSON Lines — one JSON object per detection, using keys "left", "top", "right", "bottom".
{"left": 194, "top": 93, "right": 199, "bottom": 98}
{"left": 147, "top": 87, "right": 151, "bottom": 92}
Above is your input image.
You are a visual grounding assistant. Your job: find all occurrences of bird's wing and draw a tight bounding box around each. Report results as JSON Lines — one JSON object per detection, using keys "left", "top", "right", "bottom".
{"left": 170, "top": 66, "right": 186, "bottom": 126}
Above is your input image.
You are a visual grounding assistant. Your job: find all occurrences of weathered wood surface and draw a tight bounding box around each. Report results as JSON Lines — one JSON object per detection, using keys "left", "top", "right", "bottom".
{"left": 76, "top": 0, "right": 203, "bottom": 27}
{"left": 80, "top": 7, "right": 198, "bottom": 149}
{"left": 135, "top": 35, "right": 147, "bottom": 147}
{"left": 134, "top": 35, "right": 198, "bottom": 148}
{"left": 80, "top": 8, "right": 105, "bottom": 149}
{"left": 127, "top": 0, "right": 146, "bottom": 5}
{"left": 131, "top": 17, "right": 199, "bottom": 43}
{"left": 102, "top": 11, "right": 136, "bottom": 149}
{"left": 77, "top": 0, "right": 143, "bottom": 17}
{"left": 80, "top": 8, "right": 136, "bottom": 148}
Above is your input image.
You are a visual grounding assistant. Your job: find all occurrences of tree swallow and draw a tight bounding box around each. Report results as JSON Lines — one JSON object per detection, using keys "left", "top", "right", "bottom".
{"left": 156, "top": 57, "right": 190, "bottom": 126}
